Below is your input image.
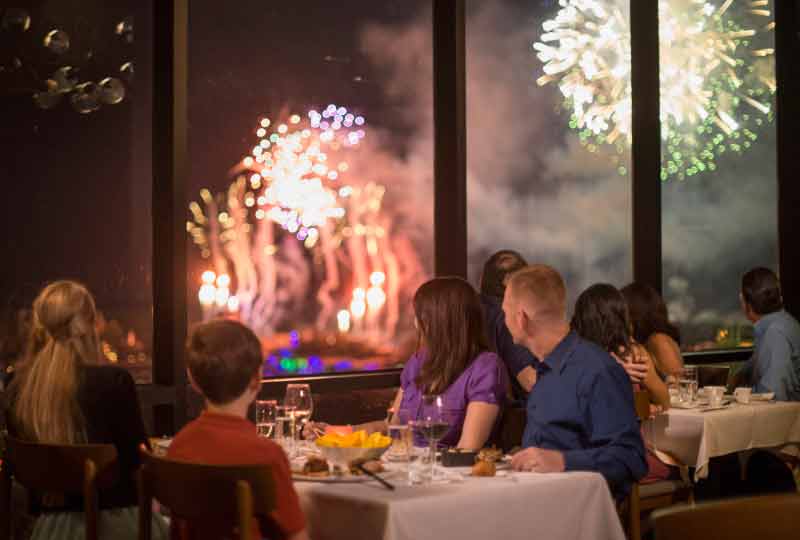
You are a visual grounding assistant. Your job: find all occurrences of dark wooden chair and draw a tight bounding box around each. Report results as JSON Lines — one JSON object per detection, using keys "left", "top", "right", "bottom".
{"left": 652, "top": 493, "right": 800, "bottom": 540}
{"left": 138, "top": 449, "right": 277, "bottom": 540}
{"left": 497, "top": 406, "right": 526, "bottom": 453}
{"left": 0, "top": 435, "right": 118, "bottom": 540}
{"left": 624, "top": 390, "right": 694, "bottom": 540}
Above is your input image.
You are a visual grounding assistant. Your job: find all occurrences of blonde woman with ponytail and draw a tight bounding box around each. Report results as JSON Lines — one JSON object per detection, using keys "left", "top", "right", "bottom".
{"left": 6, "top": 281, "right": 167, "bottom": 540}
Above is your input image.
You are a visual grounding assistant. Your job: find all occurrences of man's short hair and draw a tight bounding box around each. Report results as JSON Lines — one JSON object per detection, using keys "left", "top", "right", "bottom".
{"left": 741, "top": 267, "right": 783, "bottom": 316}
{"left": 480, "top": 250, "right": 528, "bottom": 299}
{"left": 186, "top": 319, "right": 263, "bottom": 405}
{"left": 507, "top": 264, "right": 566, "bottom": 321}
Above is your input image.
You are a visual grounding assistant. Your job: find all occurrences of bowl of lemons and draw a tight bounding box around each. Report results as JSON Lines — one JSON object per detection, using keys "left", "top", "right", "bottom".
{"left": 315, "top": 430, "right": 392, "bottom": 473}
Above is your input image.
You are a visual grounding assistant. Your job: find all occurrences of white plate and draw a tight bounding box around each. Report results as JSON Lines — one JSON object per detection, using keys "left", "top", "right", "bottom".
{"left": 751, "top": 392, "right": 775, "bottom": 401}
{"left": 292, "top": 468, "right": 402, "bottom": 483}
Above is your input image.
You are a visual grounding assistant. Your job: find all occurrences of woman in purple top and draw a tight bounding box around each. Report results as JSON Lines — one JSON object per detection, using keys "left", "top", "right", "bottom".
{"left": 395, "top": 277, "right": 508, "bottom": 449}
{"left": 305, "top": 277, "right": 508, "bottom": 450}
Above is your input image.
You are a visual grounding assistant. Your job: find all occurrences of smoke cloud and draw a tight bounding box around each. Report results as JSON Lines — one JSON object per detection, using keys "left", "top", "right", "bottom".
{"left": 360, "top": 0, "right": 777, "bottom": 343}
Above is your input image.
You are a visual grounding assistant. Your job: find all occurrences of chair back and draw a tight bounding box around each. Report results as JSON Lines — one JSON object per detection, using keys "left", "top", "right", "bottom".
{"left": 0, "top": 435, "right": 118, "bottom": 540}
{"left": 653, "top": 493, "right": 800, "bottom": 540}
{"left": 498, "top": 406, "right": 526, "bottom": 453}
{"left": 696, "top": 364, "right": 731, "bottom": 389}
{"left": 138, "top": 449, "right": 277, "bottom": 540}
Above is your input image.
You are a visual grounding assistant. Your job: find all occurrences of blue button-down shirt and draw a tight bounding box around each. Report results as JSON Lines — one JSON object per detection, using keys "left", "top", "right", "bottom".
{"left": 741, "top": 310, "right": 800, "bottom": 401}
{"left": 523, "top": 331, "right": 647, "bottom": 498}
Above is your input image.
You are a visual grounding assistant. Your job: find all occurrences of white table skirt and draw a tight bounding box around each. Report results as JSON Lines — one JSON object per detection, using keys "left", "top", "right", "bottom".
{"left": 295, "top": 470, "right": 625, "bottom": 540}
{"left": 643, "top": 401, "right": 800, "bottom": 481}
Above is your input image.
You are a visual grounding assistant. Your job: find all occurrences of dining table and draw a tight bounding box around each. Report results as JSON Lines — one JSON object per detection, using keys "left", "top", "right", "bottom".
{"left": 293, "top": 466, "right": 626, "bottom": 540}
{"left": 643, "top": 399, "right": 800, "bottom": 481}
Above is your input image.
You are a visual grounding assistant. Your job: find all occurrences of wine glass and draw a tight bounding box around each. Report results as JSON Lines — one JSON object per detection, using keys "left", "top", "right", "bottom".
{"left": 255, "top": 399, "right": 277, "bottom": 438}
{"left": 412, "top": 394, "right": 449, "bottom": 481}
{"left": 284, "top": 384, "right": 313, "bottom": 448}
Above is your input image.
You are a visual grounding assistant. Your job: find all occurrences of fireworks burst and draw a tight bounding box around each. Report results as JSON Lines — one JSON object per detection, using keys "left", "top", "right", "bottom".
{"left": 533, "top": 0, "right": 775, "bottom": 180}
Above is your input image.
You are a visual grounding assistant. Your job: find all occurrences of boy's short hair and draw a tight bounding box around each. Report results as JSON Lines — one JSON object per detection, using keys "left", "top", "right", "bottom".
{"left": 186, "top": 319, "right": 263, "bottom": 405}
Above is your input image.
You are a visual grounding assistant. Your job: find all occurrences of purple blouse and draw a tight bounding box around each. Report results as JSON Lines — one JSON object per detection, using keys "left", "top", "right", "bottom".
{"left": 399, "top": 350, "right": 508, "bottom": 448}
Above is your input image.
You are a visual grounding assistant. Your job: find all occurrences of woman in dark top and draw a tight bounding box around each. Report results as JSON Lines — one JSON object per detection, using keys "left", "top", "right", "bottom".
{"left": 6, "top": 280, "right": 167, "bottom": 539}
{"left": 621, "top": 282, "right": 684, "bottom": 379}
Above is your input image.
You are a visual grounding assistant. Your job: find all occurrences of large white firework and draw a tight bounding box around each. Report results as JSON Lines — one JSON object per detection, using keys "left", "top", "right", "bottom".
{"left": 534, "top": 0, "right": 775, "bottom": 180}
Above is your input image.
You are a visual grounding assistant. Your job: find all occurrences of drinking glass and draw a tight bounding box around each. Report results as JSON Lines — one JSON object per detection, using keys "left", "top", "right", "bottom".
{"left": 387, "top": 408, "right": 413, "bottom": 462}
{"left": 284, "top": 383, "right": 313, "bottom": 445}
{"left": 275, "top": 404, "right": 296, "bottom": 456}
{"left": 255, "top": 399, "right": 277, "bottom": 438}
{"left": 678, "top": 366, "right": 698, "bottom": 405}
{"left": 411, "top": 395, "right": 449, "bottom": 481}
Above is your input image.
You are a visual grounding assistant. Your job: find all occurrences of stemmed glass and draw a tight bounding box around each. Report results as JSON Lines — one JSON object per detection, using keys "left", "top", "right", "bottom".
{"left": 411, "top": 394, "right": 449, "bottom": 481}
{"left": 284, "top": 383, "right": 313, "bottom": 451}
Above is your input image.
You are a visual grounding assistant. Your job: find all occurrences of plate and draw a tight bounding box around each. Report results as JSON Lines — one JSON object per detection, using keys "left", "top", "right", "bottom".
{"left": 751, "top": 392, "right": 775, "bottom": 401}
{"left": 292, "top": 468, "right": 402, "bottom": 483}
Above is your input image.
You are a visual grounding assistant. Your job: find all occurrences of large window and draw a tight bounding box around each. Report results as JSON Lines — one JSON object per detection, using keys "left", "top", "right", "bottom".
{"left": 659, "top": 0, "right": 778, "bottom": 351}
{"left": 186, "top": 2, "right": 433, "bottom": 377}
{"left": 0, "top": 4, "right": 153, "bottom": 382}
{"left": 467, "top": 0, "right": 633, "bottom": 305}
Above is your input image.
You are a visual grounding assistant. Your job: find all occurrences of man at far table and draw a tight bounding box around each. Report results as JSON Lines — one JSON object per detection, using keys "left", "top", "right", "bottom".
{"left": 502, "top": 265, "right": 647, "bottom": 499}
{"left": 735, "top": 267, "right": 800, "bottom": 401}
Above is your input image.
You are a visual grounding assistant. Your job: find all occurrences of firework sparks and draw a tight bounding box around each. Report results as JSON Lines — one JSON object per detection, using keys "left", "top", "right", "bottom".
{"left": 533, "top": 0, "right": 775, "bottom": 180}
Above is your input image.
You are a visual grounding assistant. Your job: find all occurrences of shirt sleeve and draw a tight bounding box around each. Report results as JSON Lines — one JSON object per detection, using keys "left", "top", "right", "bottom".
{"left": 755, "top": 327, "right": 794, "bottom": 400}
{"left": 107, "top": 368, "right": 149, "bottom": 477}
{"left": 495, "top": 319, "right": 538, "bottom": 376}
{"left": 466, "top": 353, "right": 507, "bottom": 406}
{"left": 562, "top": 363, "right": 647, "bottom": 497}
{"left": 266, "top": 448, "right": 307, "bottom": 535}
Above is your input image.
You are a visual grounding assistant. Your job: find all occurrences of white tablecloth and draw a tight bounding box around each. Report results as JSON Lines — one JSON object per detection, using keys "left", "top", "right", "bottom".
{"left": 643, "top": 401, "right": 800, "bottom": 481}
{"left": 295, "top": 470, "right": 625, "bottom": 540}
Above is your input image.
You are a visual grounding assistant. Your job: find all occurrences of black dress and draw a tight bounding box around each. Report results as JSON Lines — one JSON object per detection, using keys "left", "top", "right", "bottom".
{"left": 6, "top": 365, "right": 148, "bottom": 511}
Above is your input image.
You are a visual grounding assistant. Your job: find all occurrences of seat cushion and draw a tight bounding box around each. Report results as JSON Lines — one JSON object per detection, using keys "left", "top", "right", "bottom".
{"left": 640, "top": 479, "right": 688, "bottom": 498}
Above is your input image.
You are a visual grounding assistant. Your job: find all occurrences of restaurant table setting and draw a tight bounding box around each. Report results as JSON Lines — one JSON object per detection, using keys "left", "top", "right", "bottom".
{"left": 643, "top": 376, "right": 800, "bottom": 481}
{"left": 290, "top": 442, "right": 625, "bottom": 540}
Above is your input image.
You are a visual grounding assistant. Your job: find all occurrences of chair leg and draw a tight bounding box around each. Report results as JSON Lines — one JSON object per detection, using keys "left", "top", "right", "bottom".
{"left": 237, "top": 481, "right": 253, "bottom": 540}
{"left": 0, "top": 463, "right": 11, "bottom": 540}
{"left": 84, "top": 460, "right": 98, "bottom": 540}
{"left": 138, "top": 468, "right": 152, "bottom": 540}
{"left": 628, "top": 483, "right": 641, "bottom": 540}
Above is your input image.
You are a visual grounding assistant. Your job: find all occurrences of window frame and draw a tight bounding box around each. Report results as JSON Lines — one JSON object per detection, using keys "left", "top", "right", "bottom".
{"left": 150, "top": 0, "right": 800, "bottom": 430}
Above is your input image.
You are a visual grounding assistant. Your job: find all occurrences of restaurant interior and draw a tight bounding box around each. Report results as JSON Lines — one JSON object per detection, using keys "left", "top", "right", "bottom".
{"left": 1, "top": 0, "right": 799, "bottom": 539}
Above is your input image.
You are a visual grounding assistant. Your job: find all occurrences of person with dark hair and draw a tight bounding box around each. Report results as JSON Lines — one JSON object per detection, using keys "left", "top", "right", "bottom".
{"left": 621, "top": 282, "right": 684, "bottom": 379}
{"left": 504, "top": 266, "right": 646, "bottom": 499}
{"left": 736, "top": 267, "right": 800, "bottom": 401}
{"left": 168, "top": 319, "right": 308, "bottom": 540}
{"left": 571, "top": 283, "right": 674, "bottom": 483}
{"left": 308, "top": 277, "right": 508, "bottom": 449}
{"left": 479, "top": 250, "right": 538, "bottom": 398}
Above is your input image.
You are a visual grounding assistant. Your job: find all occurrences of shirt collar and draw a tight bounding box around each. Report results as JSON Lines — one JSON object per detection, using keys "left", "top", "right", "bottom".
{"left": 198, "top": 409, "right": 253, "bottom": 428}
{"left": 540, "top": 331, "right": 579, "bottom": 374}
{"left": 754, "top": 310, "right": 785, "bottom": 338}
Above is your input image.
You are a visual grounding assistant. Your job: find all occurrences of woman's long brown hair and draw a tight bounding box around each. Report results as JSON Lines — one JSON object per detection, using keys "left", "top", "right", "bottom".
{"left": 10, "top": 281, "right": 100, "bottom": 444}
{"left": 413, "top": 277, "right": 489, "bottom": 395}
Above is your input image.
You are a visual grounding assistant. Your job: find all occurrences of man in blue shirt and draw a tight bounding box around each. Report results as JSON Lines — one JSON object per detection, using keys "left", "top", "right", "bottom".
{"left": 503, "top": 265, "right": 647, "bottom": 498}
{"left": 479, "top": 250, "right": 539, "bottom": 401}
{"left": 736, "top": 267, "right": 800, "bottom": 401}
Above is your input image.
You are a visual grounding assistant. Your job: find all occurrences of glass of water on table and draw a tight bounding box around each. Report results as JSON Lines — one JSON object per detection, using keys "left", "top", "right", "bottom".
{"left": 255, "top": 400, "right": 277, "bottom": 438}
{"left": 678, "top": 365, "right": 698, "bottom": 405}
{"left": 284, "top": 383, "right": 313, "bottom": 454}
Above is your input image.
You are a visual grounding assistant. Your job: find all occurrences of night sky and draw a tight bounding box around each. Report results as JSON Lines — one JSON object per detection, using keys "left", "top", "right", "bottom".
{"left": 0, "top": 0, "right": 779, "bottom": 355}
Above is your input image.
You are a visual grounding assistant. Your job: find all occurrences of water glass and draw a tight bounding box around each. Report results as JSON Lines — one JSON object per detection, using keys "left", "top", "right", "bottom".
{"left": 275, "top": 404, "right": 296, "bottom": 455}
{"left": 284, "top": 383, "right": 313, "bottom": 444}
{"left": 387, "top": 409, "right": 413, "bottom": 462}
{"left": 678, "top": 366, "right": 698, "bottom": 405}
{"left": 255, "top": 399, "right": 277, "bottom": 438}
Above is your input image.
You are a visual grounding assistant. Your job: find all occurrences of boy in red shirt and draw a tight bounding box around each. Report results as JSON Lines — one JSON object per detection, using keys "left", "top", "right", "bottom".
{"left": 168, "top": 320, "right": 308, "bottom": 540}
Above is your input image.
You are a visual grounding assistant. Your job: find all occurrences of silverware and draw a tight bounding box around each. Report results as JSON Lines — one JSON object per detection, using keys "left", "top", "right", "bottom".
{"left": 356, "top": 462, "right": 395, "bottom": 490}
